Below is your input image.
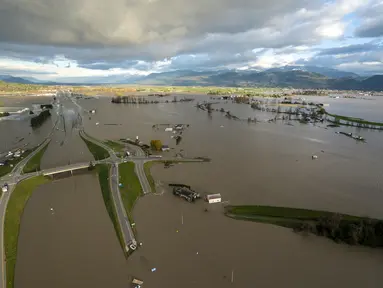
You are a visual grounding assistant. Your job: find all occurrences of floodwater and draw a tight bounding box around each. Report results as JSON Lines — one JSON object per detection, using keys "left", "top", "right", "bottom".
{"left": 2, "top": 92, "right": 383, "bottom": 287}
{"left": 15, "top": 174, "right": 131, "bottom": 288}
{"left": 40, "top": 94, "right": 94, "bottom": 169}
{"left": 127, "top": 192, "right": 383, "bottom": 288}
{"left": 0, "top": 96, "right": 56, "bottom": 156}
{"left": 78, "top": 94, "right": 383, "bottom": 287}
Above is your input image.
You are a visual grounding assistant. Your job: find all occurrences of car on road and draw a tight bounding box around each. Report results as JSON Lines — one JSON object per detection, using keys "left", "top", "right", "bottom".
{"left": 2, "top": 183, "right": 9, "bottom": 193}
{"left": 173, "top": 187, "right": 200, "bottom": 202}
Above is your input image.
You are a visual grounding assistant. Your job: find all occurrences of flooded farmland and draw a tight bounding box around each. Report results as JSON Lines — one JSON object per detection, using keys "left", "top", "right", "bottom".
{"left": 79, "top": 94, "right": 383, "bottom": 287}
{"left": 14, "top": 174, "right": 131, "bottom": 288}
{"left": 2, "top": 92, "right": 383, "bottom": 288}
{"left": 127, "top": 191, "right": 383, "bottom": 288}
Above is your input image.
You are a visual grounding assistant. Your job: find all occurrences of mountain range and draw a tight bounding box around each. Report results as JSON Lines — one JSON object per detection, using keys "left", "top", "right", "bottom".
{"left": 1, "top": 66, "right": 383, "bottom": 91}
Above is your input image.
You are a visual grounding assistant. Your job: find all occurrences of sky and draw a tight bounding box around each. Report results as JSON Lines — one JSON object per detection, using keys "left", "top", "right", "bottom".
{"left": 0, "top": 0, "right": 382, "bottom": 83}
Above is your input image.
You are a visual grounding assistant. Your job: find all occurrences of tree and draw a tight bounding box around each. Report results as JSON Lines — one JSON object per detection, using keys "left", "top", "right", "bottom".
{"left": 150, "top": 140, "right": 163, "bottom": 151}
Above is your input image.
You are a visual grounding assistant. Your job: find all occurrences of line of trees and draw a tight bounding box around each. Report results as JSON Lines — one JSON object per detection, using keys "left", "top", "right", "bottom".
{"left": 31, "top": 109, "right": 51, "bottom": 128}
{"left": 295, "top": 214, "right": 383, "bottom": 247}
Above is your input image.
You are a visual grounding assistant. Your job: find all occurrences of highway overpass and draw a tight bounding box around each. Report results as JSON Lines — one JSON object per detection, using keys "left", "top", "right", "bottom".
{"left": 42, "top": 162, "right": 92, "bottom": 176}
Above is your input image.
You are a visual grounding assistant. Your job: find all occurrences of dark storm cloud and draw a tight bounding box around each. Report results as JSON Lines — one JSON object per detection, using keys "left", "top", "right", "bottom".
{"left": 0, "top": 0, "right": 323, "bottom": 63}
{"left": 0, "top": 68, "right": 52, "bottom": 75}
{"left": 78, "top": 61, "right": 140, "bottom": 70}
{"left": 318, "top": 42, "right": 380, "bottom": 56}
{"left": 0, "top": 0, "right": 318, "bottom": 47}
{"left": 0, "top": 0, "right": 380, "bottom": 77}
{"left": 355, "top": 19, "right": 383, "bottom": 38}
{"left": 354, "top": 0, "right": 383, "bottom": 38}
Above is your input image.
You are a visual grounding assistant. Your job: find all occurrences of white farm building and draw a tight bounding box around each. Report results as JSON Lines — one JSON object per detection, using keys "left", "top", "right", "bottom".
{"left": 205, "top": 193, "right": 222, "bottom": 204}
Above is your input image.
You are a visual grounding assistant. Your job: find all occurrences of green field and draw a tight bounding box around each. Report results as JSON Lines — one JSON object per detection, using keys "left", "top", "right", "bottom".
{"left": 0, "top": 149, "right": 34, "bottom": 178}
{"left": 72, "top": 84, "right": 286, "bottom": 97}
{"left": 80, "top": 134, "right": 110, "bottom": 160}
{"left": 226, "top": 205, "right": 383, "bottom": 247}
{"left": 95, "top": 164, "right": 125, "bottom": 253}
{"left": 325, "top": 110, "right": 383, "bottom": 127}
{"left": 118, "top": 162, "right": 142, "bottom": 220}
{"left": 4, "top": 176, "right": 50, "bottom": 288}
{"left": 143, "top": 161, "right": 157, "bottom": 193}
{"left": 103, "top": 140, "right": 125, "bottom": 153}
{"left": 0, "top": 81, "right": 49, "bottom": 94}
{"left": 22, "top": 141, "right": 50, "bottom": 173}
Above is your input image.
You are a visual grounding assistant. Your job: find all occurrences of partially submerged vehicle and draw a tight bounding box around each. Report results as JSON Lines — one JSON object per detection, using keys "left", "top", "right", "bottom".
{"left": 173, "top": 186, "right": 200, "bottom": 202}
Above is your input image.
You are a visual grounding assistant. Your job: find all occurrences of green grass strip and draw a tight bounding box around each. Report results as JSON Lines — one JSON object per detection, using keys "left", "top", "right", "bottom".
{"left": 103, "top": 140, "right": 125, "bottom": 153}
{"left": 226, "top": 205, "right": 364, "bottom": 222}
{"left": 118, "top": 162, "right": 142, "bottom": 219}
{"left": 80, "top": 134, "right": 110, "bottom": 160}
{"left": 325, "top": 110, "right": 383, "bottom": 127}
{"left": 143, "top": 161, "right": 157, "bottom": 193}
{"left": 95, "top": 164, "right": 125, "bottom": 253}
{"left": 4, "top": 176, "right": 50, "bottom": 288}
{"left": 22, "top": 141, "right": 50, "bottom": 174}
{"left": 0, "top": 149, "right": 34, "bottom": 178}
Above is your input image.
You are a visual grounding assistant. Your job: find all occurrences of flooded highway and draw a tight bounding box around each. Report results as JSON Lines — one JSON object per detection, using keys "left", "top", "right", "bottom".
{"left": 0, "top": 96, "right": 56, "bottom": 155}
{"left": 2, "top": 92, "right": 383, "bottom": 288}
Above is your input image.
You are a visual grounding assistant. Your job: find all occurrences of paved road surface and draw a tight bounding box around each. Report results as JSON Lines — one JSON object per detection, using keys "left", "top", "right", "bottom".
{"left": 110, "top": 164, "right": 136, "bottom": 247}
{"left": 135, "top": 160, "right": 152, "bottom": 194}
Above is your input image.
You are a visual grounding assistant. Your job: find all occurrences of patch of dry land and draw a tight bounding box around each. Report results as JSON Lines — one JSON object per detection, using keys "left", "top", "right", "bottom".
{"left": 0, "top": 81, "right": 56, "bottom": 96}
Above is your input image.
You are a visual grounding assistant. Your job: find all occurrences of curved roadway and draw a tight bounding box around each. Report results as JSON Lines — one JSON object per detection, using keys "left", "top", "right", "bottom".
{"left": 0, "top": 90, "right": 207, "bottom": 288}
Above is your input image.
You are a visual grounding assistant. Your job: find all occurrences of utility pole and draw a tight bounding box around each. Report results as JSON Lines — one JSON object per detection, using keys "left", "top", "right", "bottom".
{"left": 231, "top": 269, "right": 234, "bottom": 283}
{"left": 181, "top": 213, "right": 184, "bottom": 225}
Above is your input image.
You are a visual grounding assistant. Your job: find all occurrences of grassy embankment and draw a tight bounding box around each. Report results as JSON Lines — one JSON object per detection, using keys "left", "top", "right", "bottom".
{"left": 103, "top": 140, "right": 125, "bottom": 153}
{"left": 4, "top": 176, "right": 50, "bottom": 288}
{"left": 226, "top": 205, "right": 383, "bottom": 247}
{"left": 0, "top": 81, "right": 51, "bottom": 95}
{"left": 0, "top": 149, "right": 35, "bottom": 178}
{"left": 143, "top": 161, "right": 157, "bottom": 193}
{"left": 325, "top": 110, "right": 383, "bottom": 128}
{"left": 22, "top": 141, "right": 50, "bottom": 173}
{"left": 118, "top": 162, "right": 142, "bottom": 224}
{"left": 80, "top": 134, "right": 110, "bottom": 160}
{"left": 95, "top": 164, "right": 125, "bottom": 252}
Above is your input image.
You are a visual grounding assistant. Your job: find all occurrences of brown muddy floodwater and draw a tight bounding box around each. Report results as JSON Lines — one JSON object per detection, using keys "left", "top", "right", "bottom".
{"left": 40, "top": 95, "right": 94, "bottom": 169}
{"left": 15, "top": 174, "right": 131, "bottom": 288}
{"left": 4, "top": 93, "right": 383, "bottom": 288}
{"left": 77, "top": 94, "right": 383, "bottom": 287}
{"left": 0, "top": 96, "right": 56, "bottom": 155}
{"left": 127, "top": 191, "right": 383, "bottom": 288}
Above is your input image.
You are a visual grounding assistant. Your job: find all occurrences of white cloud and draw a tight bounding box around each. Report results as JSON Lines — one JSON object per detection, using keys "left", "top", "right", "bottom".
{"left": 0, "top": 58, "right": 152, "bottom": 81}
{"left": 316, "top": 22, "right": 345, "bottom": 38}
